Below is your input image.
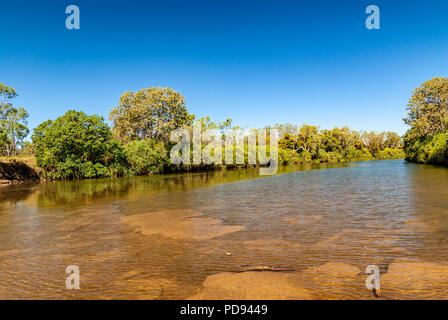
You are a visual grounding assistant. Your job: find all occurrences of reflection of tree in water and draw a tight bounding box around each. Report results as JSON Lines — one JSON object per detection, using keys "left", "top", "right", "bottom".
{"left": 28, "top": 162, "right": 354, "bottom": 210}
{"left": 36, "top": 179, "right": 137, "bottom": 208}
{"left": 403, "top": 162, "right": 448, "bottom": 257}
{"left": 31, "top": 168, "right": 263, "bottom": 209}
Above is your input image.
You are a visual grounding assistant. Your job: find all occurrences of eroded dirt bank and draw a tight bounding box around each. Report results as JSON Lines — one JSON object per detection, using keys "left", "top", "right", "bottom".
{"left": 0, "top": 161, "right": 40, "bottom": 183}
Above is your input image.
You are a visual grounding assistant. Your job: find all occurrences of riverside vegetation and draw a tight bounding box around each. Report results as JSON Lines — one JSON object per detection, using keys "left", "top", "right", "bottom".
{"left": 403, "top": 77, "right": 448, "bottom": 165}
{"left": 7, "top": 77, "right": 448, "bottom": 181}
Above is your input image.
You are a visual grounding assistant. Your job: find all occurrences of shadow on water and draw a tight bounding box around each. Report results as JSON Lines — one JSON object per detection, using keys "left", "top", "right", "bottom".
{"left": 1, "top": 161, "right": 354, "bottom": 210}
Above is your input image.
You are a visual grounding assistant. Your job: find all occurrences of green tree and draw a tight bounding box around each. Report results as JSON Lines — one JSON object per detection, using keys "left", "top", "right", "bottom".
{"left": 1, "top": 107, "right": 29, "bottom": 156}
{"left": 274, "top": 123, "right": 298, "bottom": 137}
{"left": 320, "top": 127, "right": 356, "bottom": 153}
{"left": 403, "top": 77, "right": 448, "bottom": 165}
{"left": 0, "top": 128, "right": 8, "bottom": 156}
{"left": 403, "top": 77, "right": 448, "bottom": 140}
{"left": 125, "top": 139, "right": 168, "bottom": 175}
{"left": 361, "top": 131, "right": 386, "bottom": 157}
{"left": 19, "top": 141, "right": 35, "bottom": 156}
{"left": 109, "top": 87, "right": 194, "bottom": 143}
{"left": 383, "top": 131, "right": 403, "bottom": 149}
{"left": 296, "top": 124, "right": 320, "bottom": 156}
{"left": 32, "top": 110, "right": 127, "bottom": 179}
{"left": 0, "top": 83, "right": 17, "bottom": 107}
{"left": 278, "top": 133, "right": 298, "bottom": 151}
{"left": 0, "top": 83, "right": 29, "bottom": 156}
{"left": 277, "top": 123, "right": 403, "bottom": 163}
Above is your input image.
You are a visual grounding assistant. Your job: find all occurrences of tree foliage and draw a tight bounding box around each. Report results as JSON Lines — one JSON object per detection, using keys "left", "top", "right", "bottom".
{"left": 403, "top": 77, "right": 448, "bottom": 165}
{"left": 109, "top": 87, "right": 194, "bottom": 143}
{"left": 32, "top": 110, "right": 128, "bottom": 179}
{"left": 125, "top": 139, "right": 168, "bottom": 175}
{"left": 404, "top": 77, "right": 448, "bottom": 139}
{"left": 276, "top": 124, "right": 404, "bottom": 164}
{"left": 5, "top": 82, "right": 406, "bottom": 180}
{"left": 0, "top": 83, "right": 29, "bottom": 156}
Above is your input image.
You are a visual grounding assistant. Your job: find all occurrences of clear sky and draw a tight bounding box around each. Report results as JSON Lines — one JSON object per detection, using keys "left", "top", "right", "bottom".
{"left": 1, "top": 0, "right": 448, "bottom": 136}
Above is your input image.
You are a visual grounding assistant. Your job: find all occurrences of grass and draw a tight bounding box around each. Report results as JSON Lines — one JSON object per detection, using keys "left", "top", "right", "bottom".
{"left": 0, "top": 155, "right": 36, "bottom": 167}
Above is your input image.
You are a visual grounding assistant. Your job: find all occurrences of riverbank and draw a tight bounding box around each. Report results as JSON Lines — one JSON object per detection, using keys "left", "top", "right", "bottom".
{"left": 0, "top": 156, "right": 41, "bottom": 184}
{"left": 0, "top": 152, "right": 405, "bottom": 184}
{"left": 404, "top": 132, "right": 448, "bottom": 167}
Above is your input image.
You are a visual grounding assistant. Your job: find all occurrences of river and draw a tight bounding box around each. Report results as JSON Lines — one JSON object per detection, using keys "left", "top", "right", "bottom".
{"left": 1, "top": 160, "right": 447, "bottom": 299}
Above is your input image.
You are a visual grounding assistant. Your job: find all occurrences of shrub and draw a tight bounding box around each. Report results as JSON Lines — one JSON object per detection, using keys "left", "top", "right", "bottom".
{"left": 344, "top": 147, "right": 373, "bottom": 161}
{"left": 377, "top": 148, "right": 405, "bottom": 160}
{"left": 278, "top": 148, "right": 301, "bottom": 165}
{"left": 316, "top": 149, "right": 343, "bottom": 163}
{"left": 125, "top": 140, "right": 168, "bottom": 175}
{"left": 404, "top": 132, "right": 448, "bottom": 165}
{"left": 32, "top": 110, "right": 128, "bottom": 179}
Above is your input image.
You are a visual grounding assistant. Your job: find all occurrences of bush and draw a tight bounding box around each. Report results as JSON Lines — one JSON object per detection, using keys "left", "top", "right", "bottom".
{"left": 125, "top": 140, "right": 168, "bottom": 175}
{"left": 404, "top": 133, "right": 448, "bottom": 165}
{"left": 316, "top": 149, "right": 343, "bottom": 163}
{"left": 32, "top": 110, "right": 128, "bottom": 179}
{"left": 377, "top": 148, "right": 405, "bottom": 160}
{"left": 344, "top": 147, "right": 373, "bottom": 161}
{"left": 278, "top": 148, "right": 302, "bottom": 165}
{"left": 403, "top": 78, "right": 448, "bottom": 165}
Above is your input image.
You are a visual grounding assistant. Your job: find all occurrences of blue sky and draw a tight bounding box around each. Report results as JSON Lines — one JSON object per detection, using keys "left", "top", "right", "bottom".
{"left": 1, "top": 0, "right": 448, "bottom": 136}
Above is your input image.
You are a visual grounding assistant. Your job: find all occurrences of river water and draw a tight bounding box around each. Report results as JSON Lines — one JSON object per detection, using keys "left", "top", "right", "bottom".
{"left": 0, "top": 160, "right": 447, "bottom": 299}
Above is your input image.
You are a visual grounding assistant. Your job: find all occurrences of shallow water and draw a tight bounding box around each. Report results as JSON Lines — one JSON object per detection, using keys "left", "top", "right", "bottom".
{"left": 0, "top": 160, "right": 448, "bottom": 299}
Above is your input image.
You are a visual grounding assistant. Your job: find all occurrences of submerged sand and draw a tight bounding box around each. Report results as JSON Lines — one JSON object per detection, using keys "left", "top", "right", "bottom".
{"left": 381, "top": 260, "right": 448, "bottom": 299}
{"left": 189, "top": 262, "right": 363, "bottom": 300}
{"left": 188, "top": 271, "right": 314, "bottom": 300}
{"left": 189, "top": 259, "right": 448, "bottom": 300}
{"left": 282, "top": 214, "right": 323, "bottom": 225}
{"left": 121, "top": 209, "right": 246, "bottom": 240}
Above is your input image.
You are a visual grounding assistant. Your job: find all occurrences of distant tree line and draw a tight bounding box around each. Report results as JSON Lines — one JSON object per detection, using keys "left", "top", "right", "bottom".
{"left": 275, "top": 124, "right": 403, "bottom": 165}
{"left": 1, "top": 83, "right": 405, "bottom": 180}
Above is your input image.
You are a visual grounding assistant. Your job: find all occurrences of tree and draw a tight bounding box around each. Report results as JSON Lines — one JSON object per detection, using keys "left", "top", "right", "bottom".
{"left": 274, "top": 123, "right": 298, "bottom": 137}
{"left": 278, "top": 133, "right": 298, "bottom": 151}
{"left": 0, "top": 83, "right": 17, "bottom": 106}
{"left": 32, "top": 110, "right": 127, "bottom": 179}
{"left": 1, "top": 107, "right": 29, "bottom": 156}
{"left": 19, "top": 141, "right": 35, "bottom": 156}
{"left": 320, "top": 127, "right": 356, "bottom": 153}
{"left": 361, "top": 131, "right": 385, "bottom": 157}
{"left": 403, "top": 77, "right": 448, "bottom": 139}
{"left": 296, "top": 124, "right": 320, "bottom": 156}
{"left": 125, "top": 139, "right": 168, "bottom": 175}
{"left": 0, "top": 83, "right": 29, "bottom": 156}
{"left": 383, "top": 131, "right": 403, "bottom": 149}
{"left": 403, "top": 77, "right": 448, "bottom": 165}
{"left": 0, "top": 128, "right": 8, "bottom": 156}
{"left": 109, "top": 87, "right": 194, "bottom": 143}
